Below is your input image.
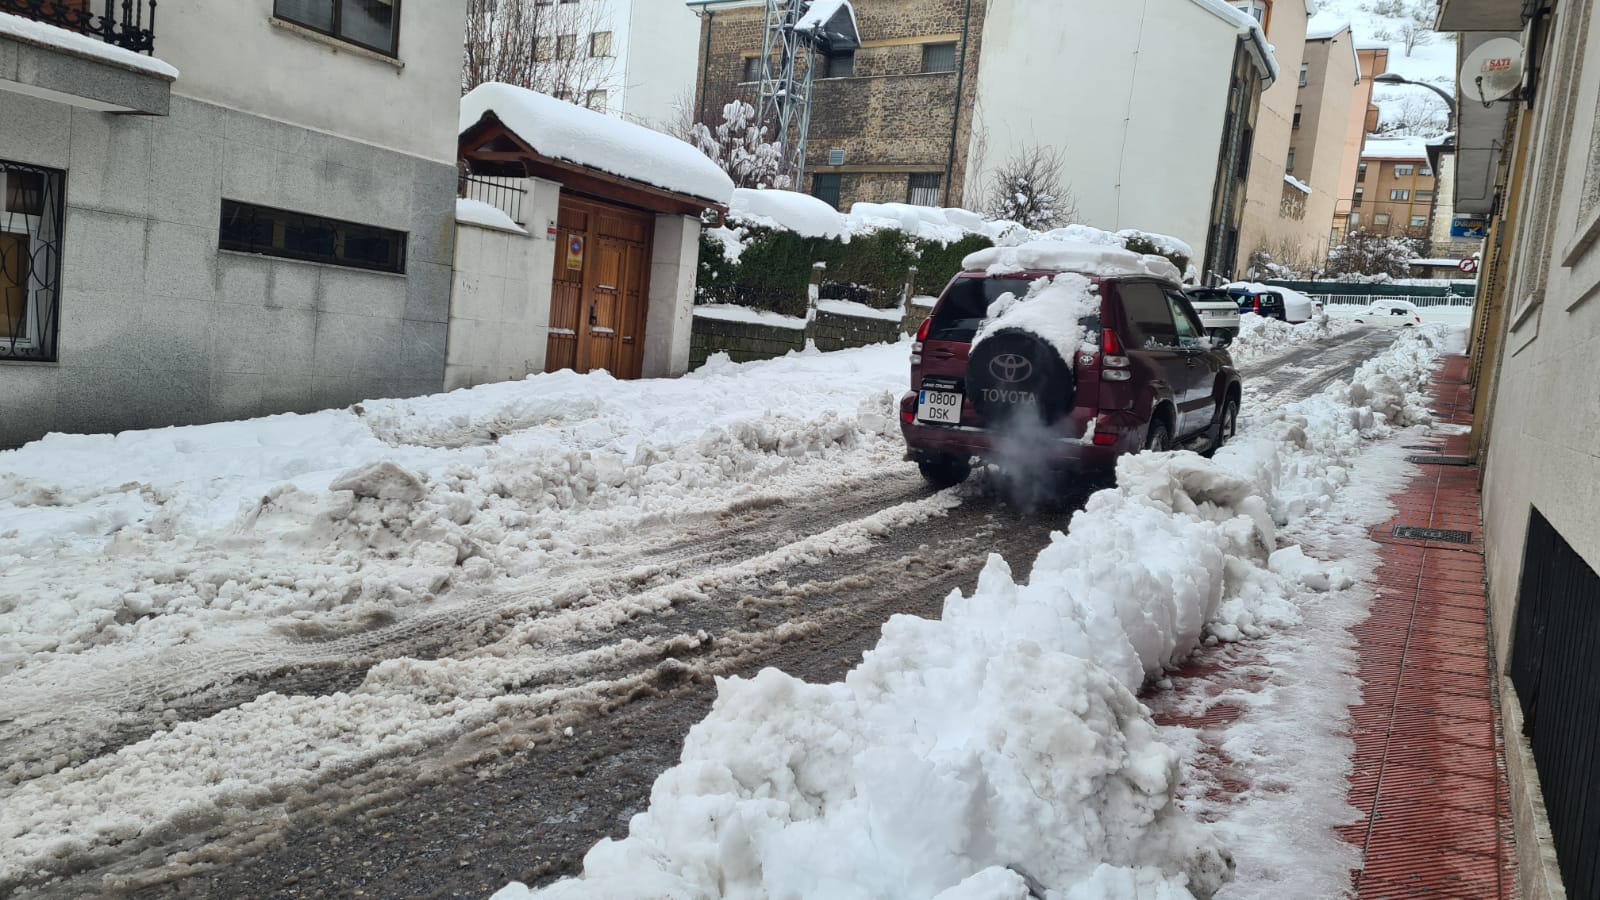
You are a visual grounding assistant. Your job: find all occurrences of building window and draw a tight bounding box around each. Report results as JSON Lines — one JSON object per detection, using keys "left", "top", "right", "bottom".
{"left": 1420, "top": 166, "right": 1434, "bottom": 177}
{"left": 1374, "top": 213, "right": 1391, "bottom": 226}
{"left": 1394, "top": 164, "right": 1414, "bottom": 177}
{"left": 556, "top": 33, "right": 577, "bottom": 59}
{"left": 1293, "top": 105, "right": 1302, "bottom": 129}
{"left": 1357, "top": 162, "right": 1368, "bottom": 181}
{"left": 589, "top": 31, "right": 612, "bottom": 58}
{"left": 274, "top": 0, "right": 401, "bottom": 57}
{"left": 536, "top": 36, "right": 554, "bottom": 62}
{"left": 586, "top": 90, "right": 607, "bottom": 112}
{"left": 812, "top": 173, "right": 841, "bottom": 209}
{"left": 1298, "top": 63, "right": 1308, "bottom": 86}
{"left": 907, "top": 173, "right": 941, "bottom": 206}
{"left": 921, "top": 42, "right": 957, "bottom": 74}
{"left": 1286, "top": 147, "right": 1296, "bottom": 172}
{"left": 1410, "top": 215, "right": 1428, "bottom": 228}
{"left": 819, "top": 50, "right": 854, "bottom": 78}
{"left": 1390, "top": 189, "right": 1411, "bottom": 201}
{"left": 219, "top": 200, "right": 407, "bottom": 274}
{"left": 742, "top": 55, "right": 763, "bottom": 82}
{"left": 0, "top": 161, "right": 63, "bottom": 363}
{"left": 1417, "top": 189, "right": 1435, "bottom": 201}
{"left": 1349, "top": 212, "right": 1361, "bottom": 228}
{"left": 1353, "top": 187, "right": 1364, "bottom": 207}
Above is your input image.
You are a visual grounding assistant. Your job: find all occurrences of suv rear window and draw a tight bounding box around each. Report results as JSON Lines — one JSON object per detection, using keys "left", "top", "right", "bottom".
{"left": 927, "top": 277, "right": 1100, "bottom": 342}
{"left": 1185, "top": 289, "right": 1232, "bottom": 302}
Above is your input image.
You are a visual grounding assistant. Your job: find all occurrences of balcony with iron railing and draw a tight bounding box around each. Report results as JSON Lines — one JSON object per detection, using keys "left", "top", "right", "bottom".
{"left": 0, "top": 0, "right": 170, "bottom": 114}
{"left": 0, "top": 0, "right": 158, "bottom": 54}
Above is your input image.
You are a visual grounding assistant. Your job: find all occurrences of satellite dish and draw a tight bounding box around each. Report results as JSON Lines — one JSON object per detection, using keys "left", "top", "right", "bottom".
{"left": 1461, "top": 38, "right": 1525, "bottom": 103}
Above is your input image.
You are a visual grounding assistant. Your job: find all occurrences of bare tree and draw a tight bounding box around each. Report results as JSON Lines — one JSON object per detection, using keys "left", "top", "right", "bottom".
{"left": 1326, "top": 230, "right": 1420, "bottom": 278}
{"left": 1376, "top": 92, "right": 1449, "bottom": 136}
{"left": 983, "top": 144, "right": 1079, "bottom": 230}
{"left": 1400, "top": 0, "right": 1435, "bottom": 56}
{"left": 462, "top": 0, "right": 620, "bottom": 102}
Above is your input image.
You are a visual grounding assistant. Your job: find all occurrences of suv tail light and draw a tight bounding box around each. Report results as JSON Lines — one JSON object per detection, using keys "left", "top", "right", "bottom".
{"left": 1101, "top": 328, "right": 1131, "bottom": 380}
{"left": 911, "top": 316, "right": 931, "bottom": 365}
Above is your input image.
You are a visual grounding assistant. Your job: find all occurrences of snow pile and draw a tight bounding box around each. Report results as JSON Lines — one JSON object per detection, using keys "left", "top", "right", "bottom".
{"left": 971, "top": 274, "right": 1101, "bottom": 361}
{"left": 730, "top": 188, "right": 845, "bottom": 239}
{"left": 497, "top": 329, "right": 1451, "bottom": 899}
{"left": 461, "top": 83, "right": 735, "bottom": 205}
{"left": 966, "top": 239, "right": 1181, "bottom": 283}
{"left": 456, "top": 198, "right": 528, "bottom": 235}
{"left": 846, "top": 203, "right": 1007, "bottom": 244}
{"left": 1227, "top": 314, "right": 1355, "bottom": 367}
{"left": 1117, "top": 229, "right": 1194, "bottom": 263}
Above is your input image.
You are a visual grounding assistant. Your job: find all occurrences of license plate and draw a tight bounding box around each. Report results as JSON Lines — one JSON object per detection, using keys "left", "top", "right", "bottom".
{"left": 917, "top": 390, "right": 962, "bottom": 424}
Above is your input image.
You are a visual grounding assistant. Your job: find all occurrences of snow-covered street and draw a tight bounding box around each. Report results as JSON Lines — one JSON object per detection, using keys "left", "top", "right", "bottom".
{"left": 0, "top": 318, "right": 1462, "bottom": 898}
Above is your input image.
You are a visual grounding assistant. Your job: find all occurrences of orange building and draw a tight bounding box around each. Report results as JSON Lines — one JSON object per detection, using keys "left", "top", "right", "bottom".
{"left": 1350, "top": 137, "right": 1438, "bottom": 240}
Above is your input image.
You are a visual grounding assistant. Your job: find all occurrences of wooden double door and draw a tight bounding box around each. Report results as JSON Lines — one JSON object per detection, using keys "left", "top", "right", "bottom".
{"left": 547, "top": 196, "right": 653, "bottom": 378}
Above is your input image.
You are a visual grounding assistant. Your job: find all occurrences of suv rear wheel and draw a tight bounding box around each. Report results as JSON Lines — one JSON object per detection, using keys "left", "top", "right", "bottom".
{"left": 917, "top": 453, "right": 972, "bottom": 488}
{"left": 1144, "top": 418, "right": 1172, "bottom": 453}
{"left": 1202, "top": 396, "right": 1239, "bottom": 459}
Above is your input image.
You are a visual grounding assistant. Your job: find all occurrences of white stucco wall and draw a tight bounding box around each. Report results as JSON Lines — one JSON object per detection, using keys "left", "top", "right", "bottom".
{"left": 156, "top": 0, "right": 467, "bottom": 163}
{"left": 614, "top": 0, "right": 701, "bottom": 127}
{"left": 446, "top": 178, "right": 562, "bottom": 390}
{"left": 642, "top": 214, "right": 702, "bottom": 378}
{"left": 967, "top": 0, "right": 1239, "bottom": 260}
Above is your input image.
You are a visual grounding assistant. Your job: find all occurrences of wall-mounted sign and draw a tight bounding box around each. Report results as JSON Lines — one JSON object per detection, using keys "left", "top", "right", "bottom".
{"left": 1451, "top": 215, "right": 1489, "bottom": 239}
{"left": 567, "top": 235, "right": 585, "bottom": 271}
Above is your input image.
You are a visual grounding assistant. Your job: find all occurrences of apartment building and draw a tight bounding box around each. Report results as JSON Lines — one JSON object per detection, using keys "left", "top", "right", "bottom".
{"left": 1442, "top": 1, "right": 1600, "bottom": 897}
{"left": 1, "top": 1, "right": 466, "bottom": 447}
{"left": 1279, "top": 16, "right": 1361, "bottom": 268}
{"left": 688, "top": 0, "right": 1276, "bottom": 280}
{"left": 1331, "top": 41, "right": 1389, "bottom": 244}
{"left": 1351, "top": 137, "right": 1438, "bottom": 240}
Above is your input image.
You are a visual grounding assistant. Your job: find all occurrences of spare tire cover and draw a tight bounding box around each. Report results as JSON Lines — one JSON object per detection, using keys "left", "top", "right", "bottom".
{"left": 965, "top": 328, "right": 1076, "bottom": 427}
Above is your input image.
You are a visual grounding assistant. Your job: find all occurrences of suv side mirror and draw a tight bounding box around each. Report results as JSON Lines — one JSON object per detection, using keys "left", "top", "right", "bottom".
{"left": 1211, "top": 330, "right": 1233, "bottom": 348}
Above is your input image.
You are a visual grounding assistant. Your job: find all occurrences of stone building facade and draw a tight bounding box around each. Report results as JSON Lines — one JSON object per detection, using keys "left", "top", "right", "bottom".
{"left": 689, "top": 0, "right": 986, "bottom": 210}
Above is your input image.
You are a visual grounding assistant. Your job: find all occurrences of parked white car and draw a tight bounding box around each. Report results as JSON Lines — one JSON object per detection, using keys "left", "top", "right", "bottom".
{"left": 1182, "top": 287, "right": 1243, "bottom": 340}
{"left": 1353, "top": 299, "right": 1424, "bottom": 328}
{"left": 1275, "top": 287, "right": 1319, "bottom": 324}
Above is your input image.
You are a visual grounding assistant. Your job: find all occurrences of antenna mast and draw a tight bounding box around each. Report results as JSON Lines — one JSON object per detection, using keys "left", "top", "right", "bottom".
{"left": 756, "top": 0, "right": 816, "bottom": 186}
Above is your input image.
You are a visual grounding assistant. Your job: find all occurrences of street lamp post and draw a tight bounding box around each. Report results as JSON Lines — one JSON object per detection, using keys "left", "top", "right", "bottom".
{"left": 1373, "top": 72, "right": 1458, "bottom": 129}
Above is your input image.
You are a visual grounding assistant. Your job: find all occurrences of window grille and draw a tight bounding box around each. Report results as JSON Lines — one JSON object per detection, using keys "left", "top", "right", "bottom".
{"left": 907, "top": 173, "right": 940, "bottom": 207}
{"left": 921, "top": 43, "right": 956, "bottom": 74}
{"left": 0, "top": 161, "right": 64, "bottom": 363}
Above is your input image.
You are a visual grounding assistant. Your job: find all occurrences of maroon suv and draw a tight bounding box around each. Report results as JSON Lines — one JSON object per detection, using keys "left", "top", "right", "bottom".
{"left": 900, "top": 269, "right": 1243, "bottom": 486}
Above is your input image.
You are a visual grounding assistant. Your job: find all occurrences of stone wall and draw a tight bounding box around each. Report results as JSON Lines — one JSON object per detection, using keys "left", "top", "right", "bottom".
{"left": 808, "top": 309, "right": 903, "bottom": 352}
{"left": 695, "top": 0, "right": 987, "bottom": 208}
{"left": 689, "top": 306, "right": 920, "bottom": 370}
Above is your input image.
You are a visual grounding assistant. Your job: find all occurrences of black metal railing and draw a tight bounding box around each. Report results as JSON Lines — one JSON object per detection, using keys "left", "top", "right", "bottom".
{"left": 1510, "top": 509, "right": 1600, "bottom": 900}
{"left": 1, "top": 160, "right": 65, "bottom": 363}
{"left": 0, "top": 0, "right": 158, "bottom": 55}
{"left": 458, "top": 174, "right": 526, "bottom": 226}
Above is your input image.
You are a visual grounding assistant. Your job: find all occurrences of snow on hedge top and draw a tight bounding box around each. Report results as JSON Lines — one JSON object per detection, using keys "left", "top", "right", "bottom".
{"left": 846, "top": 202, "right": 1005, "bottom": 243}
{"left": 460, "top": 83, "right": 734, "bottom": 205}
{"left": 730, "top": 188, "right": 845, "bottom": 238}
{"left": 972, "top": 273, "right": 1102, "bottom": 362}
{"left": 0, "top": 11, "right": 178, "bottom": 79}
{"left": 964, "top": 236, "right": 1182, "bottom": 283}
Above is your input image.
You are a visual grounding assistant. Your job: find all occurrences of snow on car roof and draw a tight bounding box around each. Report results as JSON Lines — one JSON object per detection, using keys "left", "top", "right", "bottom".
{"left": 460, "top": 83, "right": 735, "bottom": 205}
{"left": 964, "top": 240, "right": 1182, "bottom": 283}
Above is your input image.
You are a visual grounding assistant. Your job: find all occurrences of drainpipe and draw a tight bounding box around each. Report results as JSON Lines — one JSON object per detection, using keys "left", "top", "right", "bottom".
{"left": 688, "top": 4, "right": 716, "bottom": 125}
{"left": 942, "top": 0, "right": 974, "bottom": 207}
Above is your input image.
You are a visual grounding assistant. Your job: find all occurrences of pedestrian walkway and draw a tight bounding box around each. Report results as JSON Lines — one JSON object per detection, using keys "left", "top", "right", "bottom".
{"left": 1148, "top": 354, "right": 1517, "bottom": 898}
{"left": 1339, "top": 354, "right": 1517, "bottom": 899}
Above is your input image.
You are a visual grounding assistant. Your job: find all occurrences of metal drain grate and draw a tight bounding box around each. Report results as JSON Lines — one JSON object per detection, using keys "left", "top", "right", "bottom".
{"left": 1406, "top": 455, "right": 1474, "bottom": 466}
{"left": 1392, "top": 526, "right": 1475, "bottom": 544}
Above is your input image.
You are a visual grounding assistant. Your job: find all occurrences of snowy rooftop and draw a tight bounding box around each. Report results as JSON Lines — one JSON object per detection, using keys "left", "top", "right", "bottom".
{"left": 1362, "top": 136, "right": 1431, "bottom": 160}
{"left": 1306, "top": 13, "right": 1352, "bottom": 41}
{"left": 0, "top": 11, "right": 177, "bottom": 79}
{"left": 460, "top": 83, "right": 735, "bottom": 206}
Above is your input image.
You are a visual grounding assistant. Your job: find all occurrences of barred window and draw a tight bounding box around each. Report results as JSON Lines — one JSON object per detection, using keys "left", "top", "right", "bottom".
{"left": 1, "top": 161, "right": 64, "bottom": 362}
{"left": 907, "top": 173, "right": 941, "bottom": 207}
{"left": 220, "top": 200, "right": 407, "bottom": 274}
{"left": 742, "top": 56, "right": 763, "bottom": 83}
{"left": 921, "top": 42, "right": 957, "bottom": 74}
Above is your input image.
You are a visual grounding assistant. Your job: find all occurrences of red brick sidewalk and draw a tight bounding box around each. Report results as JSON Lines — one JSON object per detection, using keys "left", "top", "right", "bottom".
{"left": 1340, "top": 355, "right": 1517, "bottom": 899}
{"left": 1148, "top": 354, "right": 1517, "bottom": 898}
